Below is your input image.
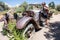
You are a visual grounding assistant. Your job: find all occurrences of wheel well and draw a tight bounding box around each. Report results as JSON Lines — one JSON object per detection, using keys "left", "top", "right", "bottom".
{"left": 25, "top": 19, "right": 39, "bottom": 30}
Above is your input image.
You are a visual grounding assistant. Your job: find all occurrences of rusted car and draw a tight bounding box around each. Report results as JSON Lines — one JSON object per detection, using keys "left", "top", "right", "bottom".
{"left": 16, "top": 10, "right": 53, "bottom": 38}
{"left": 16, "top": 10, "right": 42, "bottom": 37}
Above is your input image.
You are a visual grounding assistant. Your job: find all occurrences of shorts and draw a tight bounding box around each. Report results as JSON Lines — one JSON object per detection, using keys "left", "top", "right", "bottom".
{"left": 41, "top": 13, "right": 48, "bottom": 19}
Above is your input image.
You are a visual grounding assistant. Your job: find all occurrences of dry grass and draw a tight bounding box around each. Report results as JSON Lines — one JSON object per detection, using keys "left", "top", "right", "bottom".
{"left": 0, "top": 10, "right": 8, "bottom": 15}
{"left": 49, "top": 8, "right": 60, "bottom": 15}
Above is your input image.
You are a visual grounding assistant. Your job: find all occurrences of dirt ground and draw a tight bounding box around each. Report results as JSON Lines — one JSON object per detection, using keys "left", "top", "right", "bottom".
{"left": 0, "top": 14, "right": 60, "bottom": 40}
{"left": 0, "top": 21, "right": 9, "bottom": 40}
{"left": 28, "top": 14, "right": 60, "bottom": 40}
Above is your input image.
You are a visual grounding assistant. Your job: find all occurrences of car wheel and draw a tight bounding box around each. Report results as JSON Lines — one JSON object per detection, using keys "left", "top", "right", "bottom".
{"left": 23, "top": 23, "right": 35, "bottom": 38}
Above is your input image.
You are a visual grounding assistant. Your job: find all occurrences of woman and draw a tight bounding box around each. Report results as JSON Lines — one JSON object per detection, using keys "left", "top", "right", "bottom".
{"left": 41, "top": 2, "right": 50, "bottom": 26}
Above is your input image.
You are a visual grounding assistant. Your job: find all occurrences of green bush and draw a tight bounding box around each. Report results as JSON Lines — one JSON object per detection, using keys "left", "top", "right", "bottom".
{"left": 48, "top": 2, "right": 55, "bottom": 9}
{"left": 49, "top": 8, "right": 59, "bottom": 15}
{"left": 2, "top": 21, "right": 27, "bottom": 40}
{"left": 0, "top": 1, "right": 9, "bottom": 11}
{"left": 56, "top": 5, "right": 60, "bottom": 11}
{"left": 15, "top": 7, "right": 25, "bottom": 13}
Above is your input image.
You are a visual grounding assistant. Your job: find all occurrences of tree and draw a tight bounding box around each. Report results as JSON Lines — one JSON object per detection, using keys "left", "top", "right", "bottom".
{"left": 21, "top": 1, "right": 28, "bottom": 11}
{"left": 0, "top": 1, "right": 9, "bottom": 11}
{"left": 15, "top": 6, "right": 25, "bottom": 13}
{"left": 0, "top": 6, "right": 4, "bottom": 11}
{"left": 48, "top": 2, "right": 55, "bottom": 9}
{"left": 15, "top": 1, "right": 28, "bottom": 13}
{"left": 56, "top": 5, "right": 60, "bottom": 11}
{"left": 28, "top": 6, "right": 33, "bottom": 10}
{"left": 38, "top": 5, "right": 42, "bottom": 9}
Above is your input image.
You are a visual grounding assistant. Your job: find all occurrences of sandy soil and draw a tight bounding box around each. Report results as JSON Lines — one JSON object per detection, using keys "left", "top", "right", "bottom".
{"left": 0, "top": 21, "right": 9, "bottom": 40}
{"left": 28, "top": 14, "right": 60, "bottom": 40}
{"left": 0, "top": 14, "right": 60, "bottom": 40}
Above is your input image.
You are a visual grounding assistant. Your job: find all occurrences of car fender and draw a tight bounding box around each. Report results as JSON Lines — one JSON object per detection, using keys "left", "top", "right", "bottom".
{"left": 16, "top": 16, "right": 33, "bottom": 29}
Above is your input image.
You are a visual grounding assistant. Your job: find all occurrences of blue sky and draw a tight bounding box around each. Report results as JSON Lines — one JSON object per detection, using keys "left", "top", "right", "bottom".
{"left": 0, "top": 0, "right": 60, "bottom": 7}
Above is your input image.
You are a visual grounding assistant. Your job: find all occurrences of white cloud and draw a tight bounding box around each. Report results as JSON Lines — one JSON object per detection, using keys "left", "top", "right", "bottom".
{"left": 46, "top": 4, "right": 48, "bottom": 7}
{"left": 29, "top": 2, "right": 39, "bottom": 4}
{"left": 5, "top": 2, "right": 12, "bottom": 8}
{"left": 33, "top": 2, "right": 38, "bottom": 4}
{"left": 16, "top": 4, "right": 20, "bottom": 7}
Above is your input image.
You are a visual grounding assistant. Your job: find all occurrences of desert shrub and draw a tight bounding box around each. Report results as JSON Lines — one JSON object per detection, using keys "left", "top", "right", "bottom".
{"left": 49, "top": 8, "right": 59, "bottom": 15}
{"left": 48, "top": 2, "right": 55, "bottom": 9}
{"left": 0, "top": 1, "right": 9, "bottom": 11}
{"left": 56, "top": 5, "right": 60, "bottom": 11}
{"left": 2, "top": 20, "right": 27, "bottom": 40}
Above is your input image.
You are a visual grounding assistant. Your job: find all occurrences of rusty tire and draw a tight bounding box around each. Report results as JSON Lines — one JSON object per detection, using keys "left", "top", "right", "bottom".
{"left": 23, "top": 23, "right": 35, "bottom": 38}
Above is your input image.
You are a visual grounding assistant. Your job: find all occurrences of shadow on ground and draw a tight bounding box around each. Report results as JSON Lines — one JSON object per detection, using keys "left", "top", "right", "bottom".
{"left": 44, "top": 21, "right": 60, "bottom": 40}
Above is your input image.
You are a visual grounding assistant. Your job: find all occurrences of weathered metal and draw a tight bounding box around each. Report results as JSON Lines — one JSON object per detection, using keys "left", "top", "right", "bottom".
{"left": 16, "top": 11, "right": 40, "bottom": 29}
{"left": 16, "top": 16, "right": 32, "bottom": 29}
{"left": 16, "top": 10, "right": 53, "bottom": 38}
{"left": 16, "top": 10, "right": 53, "bottom": 29}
